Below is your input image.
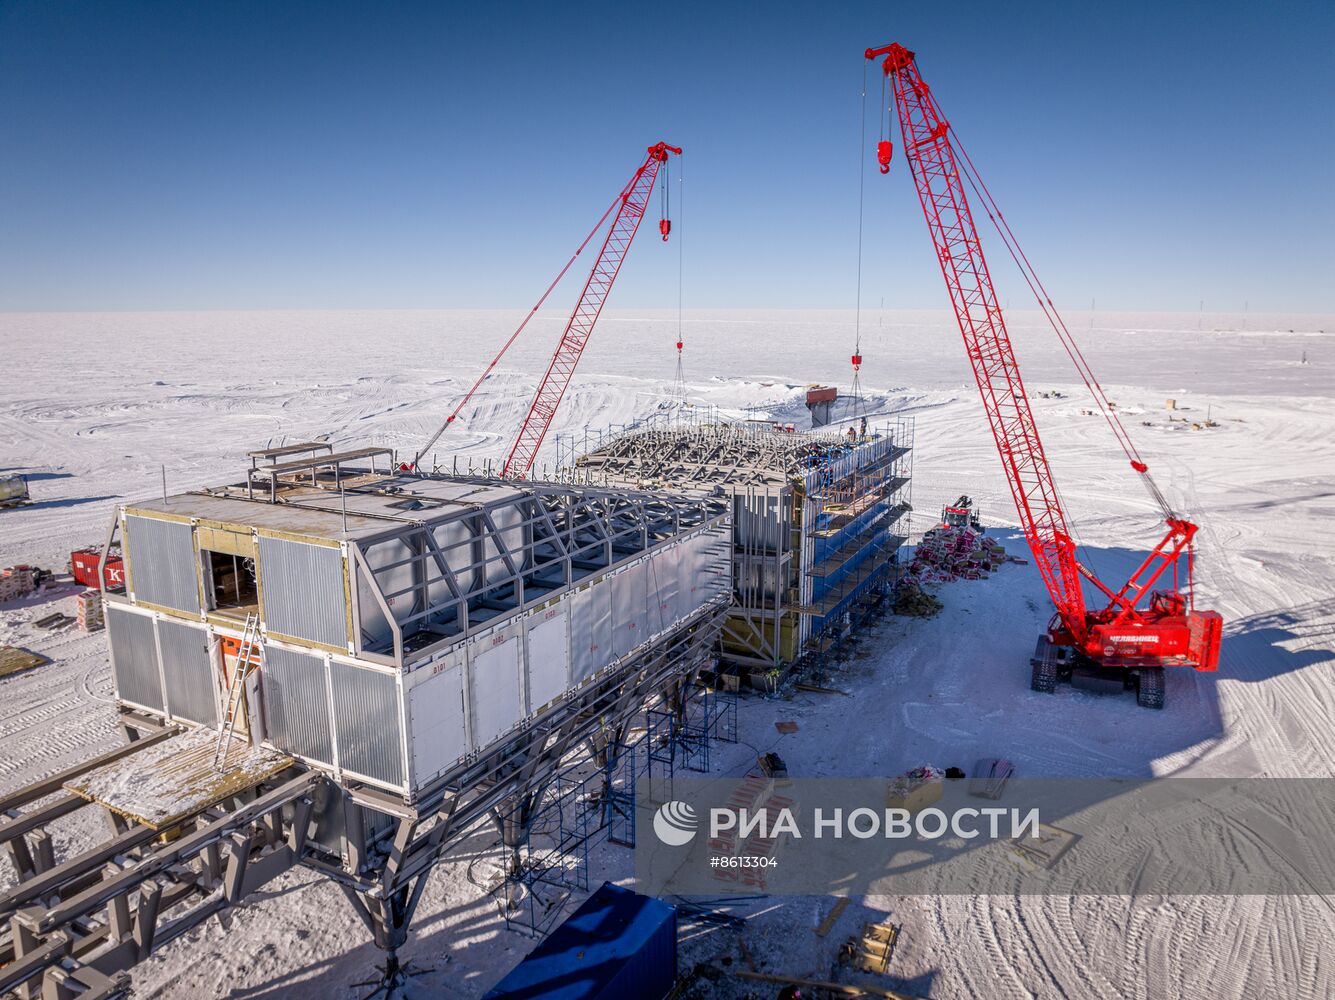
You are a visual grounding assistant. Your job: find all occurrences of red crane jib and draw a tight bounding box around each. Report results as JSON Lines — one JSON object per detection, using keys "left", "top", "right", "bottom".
{"left": 870, "top": 42, "right": 1220, "bottom": 673}
{"left": 502, "top": 142, "right": 681, "bottom": 479}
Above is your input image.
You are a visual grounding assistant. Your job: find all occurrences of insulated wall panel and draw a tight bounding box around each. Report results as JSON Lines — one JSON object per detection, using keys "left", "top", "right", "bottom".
{"left": 569, "top": 582, "right": 612, "bottom": 685}
{"left": 408, "top": 652, "right": 466, "bottom": 788}
{"left": 258, "top": 537, "right": 348, "bottom": 648}
{"left": 262, "top": 644, "right": 334, "bottom": 765}
{"left": 125, "top": 515, "right": 200, "bottom": 613}
{"left": 157, "top": 618, "right": 217, "bottom": 725}
{"left": 526, "top": 606, "right": 569, "bottom": 711}
{"left": 647, "top": 544, "right": 682, "bottom": 634}
{"left": 612, "top": 559, "right": 650, "bottom": 658}
{"left": 107, "top": 605, "right": 164, "bottom": 711}
{"left": 329, "top": 660, "right": 404, "bottom": 787}
{"left": 468, "top": 630, "right": 523, "bottom": 750}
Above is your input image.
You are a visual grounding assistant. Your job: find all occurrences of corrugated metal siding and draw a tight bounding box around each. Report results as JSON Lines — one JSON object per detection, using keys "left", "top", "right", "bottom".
{"left": 157, "top": 618, "right": 217, "bottom": 725}
{"left": 258, "top": 537, "right": 348, "bottom": 648}
{"left": 107, "top": 605, "right": 164, "bottom": 711}
{"left": 262, "top": 644, "right": 334, "bottom": 764}
{"left": 733, "top": 490, "right": 787, "bottom": 552}
{"left": 329, "top": 660, "right": 404, "bottom": 787}
{"left": 125, "top": 515, "right": 200, "bottom": 613}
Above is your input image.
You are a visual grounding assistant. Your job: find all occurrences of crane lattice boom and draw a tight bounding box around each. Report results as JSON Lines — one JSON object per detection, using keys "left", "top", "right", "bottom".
{"left": 867, "top": 42, "right": 1221, "bottom": 680}
{"left": 503, "top": 142, "right": 680, "bottom": 478}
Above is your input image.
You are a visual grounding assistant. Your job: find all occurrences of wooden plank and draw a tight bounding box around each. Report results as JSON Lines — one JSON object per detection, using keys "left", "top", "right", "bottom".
{"left": 815, "top": 895, "right": 850, "bottom": 937}
{"left": 64, "top": 729, "right": 293, "bottom": 830}
{"left": 0, "top": 646, "right": 49, "bottom": 679}
{"left": 0, "top": 729, "right": 178, "bottom": 816}
{"left": 795, "top": 682, "right": 851, "bottom": 697}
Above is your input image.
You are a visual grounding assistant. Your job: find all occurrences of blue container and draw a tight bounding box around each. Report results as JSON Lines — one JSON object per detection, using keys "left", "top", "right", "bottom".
{"left": 484, "top": 882, "right": 677, "bottom": 1000}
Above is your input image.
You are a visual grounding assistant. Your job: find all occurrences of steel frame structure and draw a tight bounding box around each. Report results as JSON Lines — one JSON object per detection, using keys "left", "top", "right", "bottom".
{"left": 0, "top": 458, "right": 733, "bottom": 996}
{"left": 0, "top": 599, "right": 727, "bottom": 998}
{"left": 569, "top": 420, "right": 914, "bottom": 672}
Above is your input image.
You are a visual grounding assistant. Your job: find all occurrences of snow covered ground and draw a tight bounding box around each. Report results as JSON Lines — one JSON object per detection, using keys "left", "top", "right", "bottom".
{"left": 1, "top": 307, "right": 1332, "bottom": 998}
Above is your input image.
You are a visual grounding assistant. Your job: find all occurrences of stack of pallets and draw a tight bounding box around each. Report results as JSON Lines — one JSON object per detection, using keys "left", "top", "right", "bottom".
{"left": 77, "top": 589, "right": 105, "bottom": 632}
{"left": 0, "top": 566, "right": 37, "bottom": 603}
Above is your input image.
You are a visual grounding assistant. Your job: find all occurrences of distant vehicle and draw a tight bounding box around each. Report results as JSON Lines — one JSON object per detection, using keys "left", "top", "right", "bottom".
{"left": 940, "top": 494, "right": 982, "bottom": 531}
{"left": 0, "top": 473, "right": 30, "bottom": 509}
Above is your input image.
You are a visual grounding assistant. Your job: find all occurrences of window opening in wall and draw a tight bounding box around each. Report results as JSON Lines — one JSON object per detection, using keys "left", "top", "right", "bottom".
{"left": 203, "top": 549, "right": 258, "bottom": 614}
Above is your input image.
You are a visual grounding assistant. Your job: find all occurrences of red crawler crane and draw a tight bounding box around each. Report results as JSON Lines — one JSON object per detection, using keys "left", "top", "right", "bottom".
{"left": 414, "top": 142, "right": 680, "bottom": 477}
{"left": 865, "top": 42, "right": 1221, "bottom": 708}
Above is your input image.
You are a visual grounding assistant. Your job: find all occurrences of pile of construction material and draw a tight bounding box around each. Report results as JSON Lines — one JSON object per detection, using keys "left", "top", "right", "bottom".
{"left": 0, "top": 565, "right": 39, "bottom": 603}
{"left": 77, "top": 590, "right": 105, "bottom": 632}
{"left": 893, "top": 582, "right": 943, "bottom": 618}
{"left": 903, "top": 526, "right": 1025, "bottom": 587}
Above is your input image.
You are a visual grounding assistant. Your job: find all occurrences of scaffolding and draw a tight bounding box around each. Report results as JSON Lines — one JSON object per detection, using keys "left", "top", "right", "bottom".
{"left": 564, "top": 418, "right": 914, "bottom": 678}
{"left": 494, "top": 680, "right": 735, "bottom": 937}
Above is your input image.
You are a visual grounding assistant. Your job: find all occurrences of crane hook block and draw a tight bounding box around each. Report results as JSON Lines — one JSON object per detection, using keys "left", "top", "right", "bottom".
{"left": 851, "top": 353, "right": 863, "bottom": 369}
{"left": 659, "top": 218, "right": 671, "bottom": 241}
{"left": 877, "top": 140, "right": 894, "bottom": 174}
{"left": 676, "top": 341, "right": 683, "bottom": 352}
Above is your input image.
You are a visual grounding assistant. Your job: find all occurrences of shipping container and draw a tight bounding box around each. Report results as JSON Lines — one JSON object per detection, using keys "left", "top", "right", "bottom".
{"left": 484, "top": 882, "right": 677, "bottom": 1000}
{"left": 70, "top": 549, "right": 125, "bottom": 590}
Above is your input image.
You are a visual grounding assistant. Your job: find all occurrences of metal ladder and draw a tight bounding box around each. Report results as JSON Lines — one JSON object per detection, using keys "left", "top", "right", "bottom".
{"left": 214, "top": 612, "right": 263, "bottom": 769}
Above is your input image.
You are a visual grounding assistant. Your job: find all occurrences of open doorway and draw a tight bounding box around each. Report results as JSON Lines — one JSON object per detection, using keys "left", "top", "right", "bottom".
{"left": 203, "top": 549, "right": 258, "bottom": 614}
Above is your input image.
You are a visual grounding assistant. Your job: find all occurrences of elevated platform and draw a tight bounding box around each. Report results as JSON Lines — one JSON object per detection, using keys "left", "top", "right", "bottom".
{"left": 65, "top": 728, "right": 293, "bottom": 830}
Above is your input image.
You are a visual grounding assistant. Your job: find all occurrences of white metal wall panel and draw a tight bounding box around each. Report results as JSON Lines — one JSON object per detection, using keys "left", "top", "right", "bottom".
{"left": 125, "top": 515, "right": 200, "bottom": 613}
{"left": 258, "top": 537, "right": 349, "bottom": 648}
{"left": 648, "top": 544, "right": 682, "bottom": 634}
{"left": 687, "top": 530, "right": 729, "bottom": 607}
{"left": 107, "top": 605, "right": 164, "bottom": 711}
{"left": 569, "top": 582, "right": 612, "bottom": 684}
{"left": 408, "top": 652, "right": 466, "bottom": 787}
{"left": 157, "top": 618, "right": 217, "bottom": 725}
{"left": 468, "top": 630, "right": 522, "bottom": 750}
{"left": 262, "top": 644, "right": 334, "bottom": 765}
{"left": 329, "top": 660, "right": 404, "bottom": 787}
{"left": 526, "top": 606, "right": 569, "bottom": 711}
{"left": 612, "top": 559, "right": 650, "bottom": 657}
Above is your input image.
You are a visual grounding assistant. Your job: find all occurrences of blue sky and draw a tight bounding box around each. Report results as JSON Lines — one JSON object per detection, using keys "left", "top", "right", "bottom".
{"left": 1, "top": 0, "right": 1331, "bottom": 312}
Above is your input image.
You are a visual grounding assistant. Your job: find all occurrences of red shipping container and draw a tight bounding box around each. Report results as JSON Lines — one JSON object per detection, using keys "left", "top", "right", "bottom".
{"left": 70, "top": 549, "right": 125, "bottom": 590}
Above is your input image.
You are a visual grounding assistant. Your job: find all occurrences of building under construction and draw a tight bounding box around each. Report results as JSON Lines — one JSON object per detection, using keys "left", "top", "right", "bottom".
{"left": 566, "top": 416, "right": 914, "bottom": 675}
{"left": 0, "top": 443, "right": 731, "bottom": 998}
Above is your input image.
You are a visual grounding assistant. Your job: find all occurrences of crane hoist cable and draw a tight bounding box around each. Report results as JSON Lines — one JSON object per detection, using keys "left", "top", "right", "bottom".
{"left": 502, "top": 141, "right": 680, "bottom": 478}
{"left": 852, "top": 58, "right": 870, "bottom": 421}
{"left": 672, "top": 153, "right": 688, "bottom": 407}
{"left": 411, "top": 189, "right": 627, "bottom": 470}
